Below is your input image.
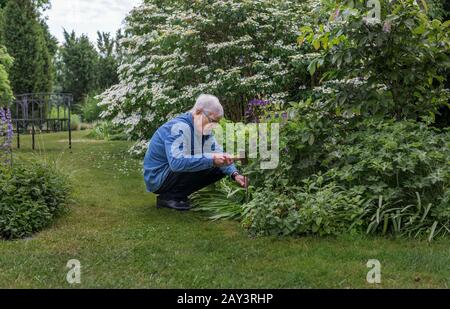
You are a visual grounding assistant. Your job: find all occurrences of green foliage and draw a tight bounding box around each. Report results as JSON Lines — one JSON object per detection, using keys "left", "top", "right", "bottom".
{"left": 81, "top": 92, "right": 104, "bottom": 123}
{"left": 48, "top": 107, "right": 81, "bottom": 130}
{"left": 57, "top": 30, "right": 99, "bottom": 105}
{"left": 299, "top": 0, "right": 450, "bottom": 123}
{"left": 190, "top": 178, "right": 251, "bottom": 221}
{"left": 242, "top": 180, "right": 367, "bottom": 236}
{"left": 3, "top": 0, "right": 54, "bottom": 94}
{"left": 322, "top": 119, "right": 450, "bottom": 239}
{"left": 0, "top": 45, "right": 12, "bottom": 101}
{"left": 0, "top": 159, "right": 71, "bottom": 239}
{"left": 56, "top": 30, "right": 120, "bottom": 107}
{"left": 236, "top": 0, "right": 450, "bottom": 239}
{"left": 425, "top": 0, "right": 449, "bottom": 20}
{"left": 96, "top": 31, "right": 119, "bottom": 91}
{"left": 243, "top": 114, "right": 450, "bottom": 240}
{"left": 69, "top": 114, "right": 81, "bottom": 131}
{"left": 87, "top": 121, "right": 126, "bottom": 141}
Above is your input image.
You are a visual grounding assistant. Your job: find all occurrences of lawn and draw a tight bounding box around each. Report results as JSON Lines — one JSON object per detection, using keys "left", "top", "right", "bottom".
{"left": 0, "top": 130, "right": 448, "bottom": 288}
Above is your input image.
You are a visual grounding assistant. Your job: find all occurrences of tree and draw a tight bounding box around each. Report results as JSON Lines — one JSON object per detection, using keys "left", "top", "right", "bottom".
{"left": 33, "top": 23, "right": 53, "bottom": 93}
{"left": 0, "top": 45, "right": 13, "bottom": 102}
{"left": 96, "top": 31, "right": 118, "bottom": 90}
{"left": 57, "top": 29, "right": 99, "bottom": 106}
{"left": 3, "top": 0, "right": 39, "bottom": 94}
{"left": 2, "top": 0, "right": 54, "bottom": 94}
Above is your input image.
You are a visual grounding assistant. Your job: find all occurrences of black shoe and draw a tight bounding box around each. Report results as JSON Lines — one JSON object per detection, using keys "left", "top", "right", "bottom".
{"left": 156, "top": 197, "right": 191, "bottom": 211}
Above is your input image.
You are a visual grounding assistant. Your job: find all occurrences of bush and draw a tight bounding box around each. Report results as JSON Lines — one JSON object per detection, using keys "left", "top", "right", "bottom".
{"left": 243, "top": 118, "right": 450, "bottom": 240}
{"left": 299, "top": 0, "right": 449, "bottom": 123}
{"left": 0, "top": 160, "right": 71, "bottom": 239}
{"left": 48, "top": 106, "right": 81, "bottom": 131}
{"left": 79, "top": 122, "right": 94, "bottom": 130}
{"left": 323, "top": 119, "right": 450, "bottom": 239}
{"left": 242, "top": 179, "right": 367, "bottom": 236}
{"left": 239, "top": 0, "right": 450, "bottom": 240}
{"left": 81, "top": 93, "right": 104, "bottom": 123}
{"left": 87, "top": 121, "right": 127, "bottom": 141}
{"left": 69, "top": 114, "right": 81, "bottom": 131}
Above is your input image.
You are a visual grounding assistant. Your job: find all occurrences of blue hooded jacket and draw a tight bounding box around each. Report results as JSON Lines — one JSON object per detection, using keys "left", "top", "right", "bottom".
{"left": 143, "top": 112, "right": 237, "bottom": 192}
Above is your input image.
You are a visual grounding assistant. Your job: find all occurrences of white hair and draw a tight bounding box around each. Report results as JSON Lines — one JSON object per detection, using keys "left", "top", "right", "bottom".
{"left": 191, "top": 94, "right": 224, "bottom": 118}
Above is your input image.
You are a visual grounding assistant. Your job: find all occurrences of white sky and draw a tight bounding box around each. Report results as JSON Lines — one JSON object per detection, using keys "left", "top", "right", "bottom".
{"left": 45, "top": 0, "right": 141, "bottom": 45}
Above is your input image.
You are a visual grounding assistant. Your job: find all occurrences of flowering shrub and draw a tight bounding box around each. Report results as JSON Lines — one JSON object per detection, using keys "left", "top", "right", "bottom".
{"left": 98, "top": 0, "right": 314, "bottom": 153}
{"left": 0, "top": 107, "right": 13, "bottom": 166}
{"left": 245, "top": 99, "right": 271, "bottom": 123}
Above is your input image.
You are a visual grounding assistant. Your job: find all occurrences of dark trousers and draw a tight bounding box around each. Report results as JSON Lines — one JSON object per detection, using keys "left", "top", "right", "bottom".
{"left": 154, "top": 167, "right": 225, "bottom": 201}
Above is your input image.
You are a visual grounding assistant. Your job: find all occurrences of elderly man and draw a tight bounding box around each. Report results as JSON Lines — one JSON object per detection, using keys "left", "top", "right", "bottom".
{"left": 143, "top": 94, "right": 248, "bottom": 211}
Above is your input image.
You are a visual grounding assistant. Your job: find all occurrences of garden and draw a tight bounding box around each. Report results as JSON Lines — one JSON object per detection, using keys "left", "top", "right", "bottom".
{"left": 0, "top": 0, "right": 449, "bottom": 288}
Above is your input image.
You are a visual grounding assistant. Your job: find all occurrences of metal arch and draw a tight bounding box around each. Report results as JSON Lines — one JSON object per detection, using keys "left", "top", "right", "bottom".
{"left": 9, "top": 93, "right": 73, "bottom": 150}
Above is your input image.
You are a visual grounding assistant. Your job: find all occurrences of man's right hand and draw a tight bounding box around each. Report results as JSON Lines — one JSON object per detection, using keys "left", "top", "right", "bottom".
{"left": 212, "top": 153, "right": 234, "bottom": 167}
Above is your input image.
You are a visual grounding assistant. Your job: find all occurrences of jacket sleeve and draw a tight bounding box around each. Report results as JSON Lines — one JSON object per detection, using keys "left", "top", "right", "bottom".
{"left": 206, "top": 135, "right": 238, "bottom": 176}
{"left": 164, "top": 126, "right": 214, "bottom": 172}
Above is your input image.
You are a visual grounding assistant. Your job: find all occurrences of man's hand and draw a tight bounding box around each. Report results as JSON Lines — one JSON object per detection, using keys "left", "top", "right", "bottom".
{"left": 234, "top": 174, "right": 249, "bottom": 188}
{"left": 212, "top": 153, "right": 234, "bottom": 167}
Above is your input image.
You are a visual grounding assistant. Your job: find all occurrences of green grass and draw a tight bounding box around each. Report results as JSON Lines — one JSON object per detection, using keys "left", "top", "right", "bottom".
{"left": 0, "top": 131, "right": 449, "bottom": 288}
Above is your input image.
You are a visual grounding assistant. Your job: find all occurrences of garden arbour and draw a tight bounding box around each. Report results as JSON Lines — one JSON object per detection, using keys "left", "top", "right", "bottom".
{"left": 10, "top": 92, "right": 74, "bottom": 150}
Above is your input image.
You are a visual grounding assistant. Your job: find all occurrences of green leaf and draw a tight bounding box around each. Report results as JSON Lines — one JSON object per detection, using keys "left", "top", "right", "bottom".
{"left": 413, "top": 24, "right": 425, "bottom": 35}
{"left": 307, "top": 60, "right": 317, "bottom": 76}
{"left": 428, "top": 221, "right": 438, "bottom": 242}
{"left": 308, "top": 134, "right": 315, "bottom": 145}
{"left": 313, "top": 39, "right": 320, "bottom": 50}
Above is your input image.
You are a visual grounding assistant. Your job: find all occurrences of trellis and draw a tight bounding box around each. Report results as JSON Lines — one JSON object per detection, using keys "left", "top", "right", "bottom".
{"left": 10, "top": 93, "right": 73, "bottom": 150}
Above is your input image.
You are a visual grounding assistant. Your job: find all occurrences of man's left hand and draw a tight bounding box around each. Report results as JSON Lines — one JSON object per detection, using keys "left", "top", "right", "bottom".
{"left": 234, "top": 174, "right": 249, "bottom": 188}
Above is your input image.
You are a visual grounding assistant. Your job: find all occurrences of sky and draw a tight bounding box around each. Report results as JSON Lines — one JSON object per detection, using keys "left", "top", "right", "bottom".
{"left": 45, "top": 0, "right": 141, "bottom": 45}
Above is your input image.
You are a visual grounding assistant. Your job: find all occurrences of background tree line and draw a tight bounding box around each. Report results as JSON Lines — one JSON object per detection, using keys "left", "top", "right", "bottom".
{"left": 0, "top": 0, "right": 121, "bottom": 115}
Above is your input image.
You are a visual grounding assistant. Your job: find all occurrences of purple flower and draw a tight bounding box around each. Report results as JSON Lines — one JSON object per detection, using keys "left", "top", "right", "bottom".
{"left": 246, "top": 98, "right": 272, "bottom": 123}
{"left": 0, "top": 107, "right": 13, "bottom": 166}
{"left": 383, "top": 21, "right": 391, "bottom": 33}
{"left": 335, "top": 9, "right": 340, "bottom": 18}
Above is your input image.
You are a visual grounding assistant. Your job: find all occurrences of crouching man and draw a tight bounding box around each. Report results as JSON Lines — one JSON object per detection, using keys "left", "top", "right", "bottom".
{"left": 143, "top": 94, "right": 248, "bottom": 211}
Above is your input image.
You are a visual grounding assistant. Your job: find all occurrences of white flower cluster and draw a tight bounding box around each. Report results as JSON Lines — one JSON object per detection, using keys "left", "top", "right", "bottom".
{"left": 290, "top": 52, "right": 321, "bottom": 62}
{"left": 207, "top": 35, "right": 254, "bottom": 55}
{"left": 313, "top": 86, "right": 334, "bottom": 94}
{"left": 128, "top": 139, "right": 149, "bottom": 157}
{"left": 97, "top": 0, "right": 312, "bottom": 146}
{"left": 325, "top": 77, "right": 368, "bottom": 87}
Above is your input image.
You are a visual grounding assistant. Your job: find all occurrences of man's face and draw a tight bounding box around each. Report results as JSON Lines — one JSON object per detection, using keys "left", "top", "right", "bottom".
{"left": 193, "top": 110, "right": 220, "bottom": 136}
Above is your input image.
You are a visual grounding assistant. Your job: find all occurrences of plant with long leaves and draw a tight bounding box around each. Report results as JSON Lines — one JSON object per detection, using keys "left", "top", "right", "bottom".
{"left": 190, "top": 178, "right": 253, "bottom": 221}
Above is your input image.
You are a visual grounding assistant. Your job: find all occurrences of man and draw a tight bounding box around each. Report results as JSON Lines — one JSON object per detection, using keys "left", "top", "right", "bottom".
{"left": 143, "top": 94, "right": 248, "bottom": 211}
